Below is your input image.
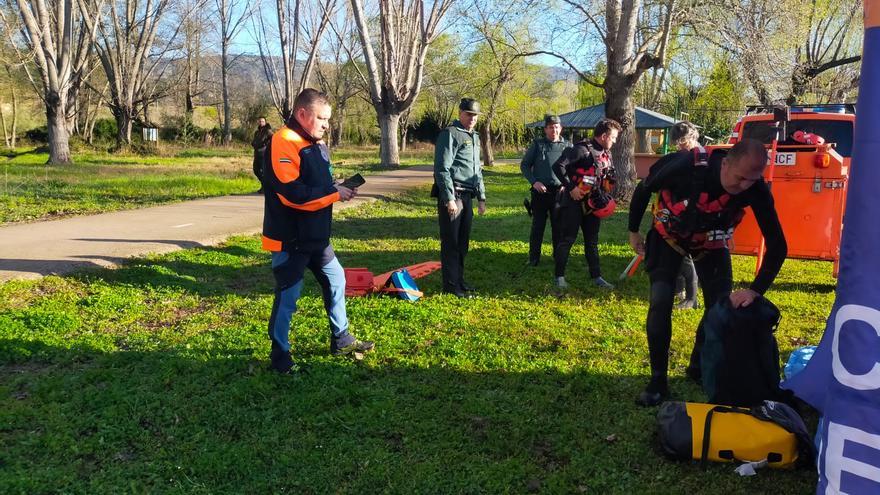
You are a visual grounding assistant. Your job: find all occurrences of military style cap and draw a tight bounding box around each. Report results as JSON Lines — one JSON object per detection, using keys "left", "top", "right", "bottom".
{"left": 459, "top": 98, "right": 481, "bottom": 114}
{"left": 544, "top": 114, "right": 561, "bottom": 126}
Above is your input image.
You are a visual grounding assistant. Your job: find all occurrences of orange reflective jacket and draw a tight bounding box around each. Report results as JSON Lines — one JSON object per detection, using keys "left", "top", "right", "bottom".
{"left": 262, "top": 120, "right": 340, "bottom": 252}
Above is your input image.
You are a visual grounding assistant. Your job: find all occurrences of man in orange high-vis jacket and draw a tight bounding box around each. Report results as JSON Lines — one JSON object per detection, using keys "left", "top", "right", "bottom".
{"left": 262, "top": 88, "right": 374, "bottom": 373}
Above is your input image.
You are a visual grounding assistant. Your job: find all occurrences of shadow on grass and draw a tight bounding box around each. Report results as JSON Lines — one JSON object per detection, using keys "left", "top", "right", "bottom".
{"left": 0, "top": 256, "right": 129, "bottom": 278}
{"left": 74, "top": 238, "right": 207, "bottom": 249}
{"left": 62, "top": 240, "right": 646, "bottom": 304}
{"left": 0, "top": 338, "right": 816, "bottom": 494}
{"left": 335, "top": 202, "right": 633, "bottom": 242}
{"left": 769, "top": 281, "right": 837, "bottom": 294}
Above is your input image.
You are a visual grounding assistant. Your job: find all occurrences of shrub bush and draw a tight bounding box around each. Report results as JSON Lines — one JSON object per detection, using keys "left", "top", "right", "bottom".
{"left": 92, "top": 118, "right": 118, "bottom": 142}
{"left": 160, "top": 116, "right": 208, "bottom": 143}
{"left": 24, "top": 126, "right": 48, "bottom": 143}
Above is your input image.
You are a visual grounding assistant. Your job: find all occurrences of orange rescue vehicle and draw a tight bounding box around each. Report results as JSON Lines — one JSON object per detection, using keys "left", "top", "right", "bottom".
{"left": 728, "top": 104, "right": 855, "bottom": 277}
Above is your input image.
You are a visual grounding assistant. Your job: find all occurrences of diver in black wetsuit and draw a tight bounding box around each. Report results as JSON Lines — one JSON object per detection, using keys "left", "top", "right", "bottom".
{"left": 628, "top": 138, "right": 788, "bottom": 406}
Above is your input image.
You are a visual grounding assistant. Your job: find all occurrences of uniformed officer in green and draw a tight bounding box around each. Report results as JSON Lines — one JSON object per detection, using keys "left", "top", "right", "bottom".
{"left": 521, "top": 114, "right": 571, "bottom": 266}
{"left": 433, "top": 98, "right": 486, "bottom": 298}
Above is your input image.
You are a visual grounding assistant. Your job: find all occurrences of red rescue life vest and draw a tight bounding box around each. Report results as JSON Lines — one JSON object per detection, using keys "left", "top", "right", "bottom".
{"left": 652, "top": 146, "right": 746, "bottom": 254}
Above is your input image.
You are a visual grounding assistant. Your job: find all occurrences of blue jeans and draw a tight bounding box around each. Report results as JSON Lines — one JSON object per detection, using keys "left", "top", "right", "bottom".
{"left": 268, "top": 245, "right": 353, "bottom": 353}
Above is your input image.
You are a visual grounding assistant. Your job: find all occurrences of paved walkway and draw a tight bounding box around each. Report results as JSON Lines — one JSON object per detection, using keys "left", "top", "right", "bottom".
{"left": 0, "top": 165, "right": 435, "bottom": 282}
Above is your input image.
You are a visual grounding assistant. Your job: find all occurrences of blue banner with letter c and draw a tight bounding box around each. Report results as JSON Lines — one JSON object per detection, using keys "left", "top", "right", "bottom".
{"left": 781, "top": 4, "right": 880, "bottom": 493}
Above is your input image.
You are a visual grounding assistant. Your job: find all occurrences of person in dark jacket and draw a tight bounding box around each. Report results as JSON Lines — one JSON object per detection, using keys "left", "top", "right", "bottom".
{"left": 433, "top": 98, "right": 487, "bottom": 298}
{"left": 521, "top": 114, "right": 571, "bottom": 266}
{"left": 252, "top": 116, "right": 273, "bottom": 193}
{"left": 668, "top": 121, "right": 701, "bottom": 310}
{"left": 628, "top": 138, "right": 787, "bottom": 406}
{"left": 551, "top": 118, "right": 621, "bottom": 290}
{"left": 262, "top": 89, "right": 373, "bottom": 373}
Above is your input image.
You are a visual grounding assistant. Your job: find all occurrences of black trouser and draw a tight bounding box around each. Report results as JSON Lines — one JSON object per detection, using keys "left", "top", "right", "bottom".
{"left": 677, "top": 255, "right": 699, "bottom": 300}
{"left": 253, "top": 147, "right": 266, "bottom": 183}
{"left": 528, "top": 187, "right": 560, "bottom": 263}
{"left": 643, "top": 229, "right": 733, "bottom": 392}
{"left": 554, "top": 201, "right": 602, "bottom": 278}
{"left": 438, "top": 192, "right": 474, "bottom": 291}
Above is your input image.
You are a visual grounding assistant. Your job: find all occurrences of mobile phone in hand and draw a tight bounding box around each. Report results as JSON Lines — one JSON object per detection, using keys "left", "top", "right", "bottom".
{"left": 341, "top": 173, "right": 365, "bottom": 189}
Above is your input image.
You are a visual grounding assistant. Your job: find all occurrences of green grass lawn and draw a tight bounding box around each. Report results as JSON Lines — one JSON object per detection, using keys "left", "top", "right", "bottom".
{"left": 0, "top": 164, "right": 833, "bottom": 493}
{"left": 0, "top": 146, "right": 433, "bottom": 224}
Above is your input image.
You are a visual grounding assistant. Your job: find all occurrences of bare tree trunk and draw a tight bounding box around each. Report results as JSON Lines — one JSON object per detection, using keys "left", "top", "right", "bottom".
{"left": 479, "top": 124, "right": 494, "bottom": 167}
{"left": 78, "top": 89, "right": 91, "bottom": 140}
{"left": 400, "top": 108, "right": 411, "bottom": 153}
{"left": 183, "top": 3, "right": 203, "bottom": 117}
{"left": 479, "top": 76, "right": 507, "bottom": 167}
{"left": 349, "top": 0, "right": 453, "bottom": 168}
{"left": 256, "top": 0, "right": 333, "bottom": 121}
{"left": 221, "top": 45, "right": 232, "bottom": 144}
{"left": 605, "top": 78, "right": 636, "bottom": 199}
{"left": 185, "top": 90, "right": 195, "bottom": 115}
{"left": 86, "top": 112, "right": 98, "bottom": 144}
{"left": 10, "top": 84, "right": 16, "bottom": 148}
{"left": 216, "top": 0, "right": 248, "bottom": 145}
{"left": 46, "top": 92, "right": 72, "bottom": 164}
{"left": 83, "top": 92, "right": 94, "bottom": 144}
{"left": 378, "top": 111, "right": 400, "bottom": 168}
{"left": 85, "top": 0, "right": 178, "bottom": 149}
{"left": 0, "top": 93, "right": 11, "bottom": 148}
{"left": 84, "top": 84, "right": 106, "bottom": 144}
{"left": 331, "top": 106, "right": 345, "bottom": 147}
{"left": 69, "top": 99, "right": 80, "bottom": 137}
{"left": 0, "top": 96, "right": 8, "bottom": 147}
{"left": 114, "top": 108, "right": 134, "bottom": 148}
{"left": 11, "top": 0, "right": 103, "bottom": 164}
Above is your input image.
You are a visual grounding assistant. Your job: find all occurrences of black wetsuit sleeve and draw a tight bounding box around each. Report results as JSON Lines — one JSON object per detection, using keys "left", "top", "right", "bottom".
{"left": 628, "top": 181, "right": 652, "bottom": 233}
{"left": 627, "top": 152, "right": 689, "bottom": 233}
{"left": 747, "top": 181, "right": 788, "bottom": 294}
{"left": 552, "top": 145, "right": 589, "bottom": 191}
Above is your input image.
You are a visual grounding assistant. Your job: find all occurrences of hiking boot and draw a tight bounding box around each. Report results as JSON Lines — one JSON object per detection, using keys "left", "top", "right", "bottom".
{"left": 526, "top": 258, "right": 539, "bottom": 267}
{"left": 331, "top": 338, "right": 375, "bottom": 357}
{"left": 444, "top": 288, "right": 473, "bottom": 299}
{"left": 637, "top": 375, "right": 669, "bottom": 407}
{"left": 459, "top": 281, "right": 477, "bottom": 293}
{"left": 555, "top": 276, "right": 569, "bottom": 289}
{"left": 269, "top": 342, "right": 302, "bottom": 374}
{"left": 593, "top": 276, "right": 614, "bottom": 290}
{"left": 636, "top": 389, "right": 668, "bottom": 407}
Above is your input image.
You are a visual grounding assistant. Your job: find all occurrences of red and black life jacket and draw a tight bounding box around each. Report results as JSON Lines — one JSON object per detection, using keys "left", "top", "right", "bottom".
{"left": 652, "top": 146, "right": 746, "bottom": 254}
{"left": 574, "top": 143, "right": 613, "bottom": 188}
{"left": 570, "top": 142, "right": 616, "bottom": 215}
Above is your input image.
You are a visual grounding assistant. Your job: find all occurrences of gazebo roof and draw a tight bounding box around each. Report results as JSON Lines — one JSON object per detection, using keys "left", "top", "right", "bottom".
{"left": 527, "top": 103, "right": 677, "bottom": 130}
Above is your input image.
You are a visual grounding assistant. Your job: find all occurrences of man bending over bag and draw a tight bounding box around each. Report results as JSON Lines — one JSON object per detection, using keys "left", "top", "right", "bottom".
{"left": 628, "top": 138, "right": 787, "bottom": 406}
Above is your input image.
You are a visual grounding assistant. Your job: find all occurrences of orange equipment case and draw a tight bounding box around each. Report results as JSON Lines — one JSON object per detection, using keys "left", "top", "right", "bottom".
{"left": 727, "top": 105, "right": 855, "bottom": 277}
